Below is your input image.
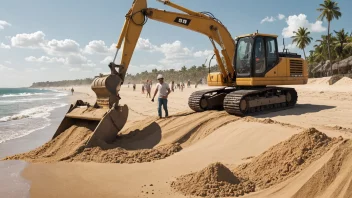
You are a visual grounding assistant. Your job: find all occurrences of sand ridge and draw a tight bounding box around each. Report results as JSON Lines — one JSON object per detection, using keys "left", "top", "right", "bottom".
{"left": 234, "top": 128, "right": 341, "bottom": 190}
{"left": 292, "top": 139, "right": 352, "bottom": 198}
{"left": 170, "top": 128, "right": 341, "bottom": 197}
{"left": 4, "top": 111, "right": 239, "bottom": 163}
{"left": 333, "top": 77, "right": 352, "bottom": 86}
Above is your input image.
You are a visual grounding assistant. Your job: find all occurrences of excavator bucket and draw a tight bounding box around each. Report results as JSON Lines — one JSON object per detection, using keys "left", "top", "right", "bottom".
{"left": 53, "top": 72, "right": 128, "bottom": 147}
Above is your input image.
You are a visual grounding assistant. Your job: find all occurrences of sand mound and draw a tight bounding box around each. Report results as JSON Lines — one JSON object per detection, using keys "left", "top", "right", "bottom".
{"left": 5, "top": 125, "right": 92, "bottom": 162}
{"left": 5, "top": 111, "right": 237, "bottom": 163}
{"left": 293, "top": 140, "right": 352, "bottom": 198}
{"left": 69, "top": 143, "right": 181, "bottom": 163}
{"left": 333, "top": 77, "right": 352, "bottom": 86}
{"left": 171, "top": 162, "right": 255, "bottom": 197}
{"left": 307, "top": 77, "right": 331, "bottom": 85}
{"left": 242, "top": 117, "right": 300, "bottom": 128}
{"left": 234, "top": 128, "right": 340, "bottom": 190}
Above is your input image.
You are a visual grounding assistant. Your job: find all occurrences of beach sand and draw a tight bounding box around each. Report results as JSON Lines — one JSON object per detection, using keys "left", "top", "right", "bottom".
{"left": 3, "top": 79, "right": 352, "bottom": 197}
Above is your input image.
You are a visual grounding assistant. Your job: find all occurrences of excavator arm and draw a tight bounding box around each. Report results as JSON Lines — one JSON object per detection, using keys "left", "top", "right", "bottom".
{"left": 52, "top": 0, "right": 238, "bottom": 147}
{"left": 114, "top": 0, "right": 236, "bottom": 84}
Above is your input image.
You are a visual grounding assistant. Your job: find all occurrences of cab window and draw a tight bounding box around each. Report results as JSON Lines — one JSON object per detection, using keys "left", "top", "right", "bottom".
{"left": 266, "top": 37, "right": 278, "bottom": 69}
{"left": 235, "top": 37, "right": 253, "bottom": 76}
{"left": 254, "top": 37, "right": 265, "bottom": 74}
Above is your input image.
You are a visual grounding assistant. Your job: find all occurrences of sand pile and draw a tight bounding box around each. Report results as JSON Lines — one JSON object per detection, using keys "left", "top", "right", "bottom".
{"left": 333, "top": 77, "right": 352, "bottom": 86}
{"left": 171, "top": 162, "right": 255, "bottom": 197}
{"left": 242, "top": 117, "right": 300, "bottom": 128}
{"left": 5, "top": 125, "right": 92, "bottom": 162}
{"left": 234, "top": 128, "right": 340, "bottom": 190}
{"left": 4, "top": 125, "right": 182, "bottom": 163}
{"left": 5, "top": 111, "right": 237, "bottom": 163}
{"left": 116, "top": 111, "right": 238, "bottom": 148}
{"left": 69, "top": 143, "right": 181, "bottom": 163}
{"left": 307, "top": 77, "right": 331, "bottom": 85}
{"left": 293, "top": 139, "right": 352, "bottom": 198}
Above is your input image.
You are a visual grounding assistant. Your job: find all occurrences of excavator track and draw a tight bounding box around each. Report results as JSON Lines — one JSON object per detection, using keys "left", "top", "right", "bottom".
{"left": 223, "top": 87, "right": 297, "bottom": 116}
{"left": 188, "top": 87, "right": 235, "bottom": 112}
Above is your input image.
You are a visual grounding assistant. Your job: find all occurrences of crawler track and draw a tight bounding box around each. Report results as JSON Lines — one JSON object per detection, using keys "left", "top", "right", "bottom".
{"left": 188, "top": 88, "right": 234, "bottom": 112}
{"left": 223, "top": 88, "right": 297, "bottom": 116}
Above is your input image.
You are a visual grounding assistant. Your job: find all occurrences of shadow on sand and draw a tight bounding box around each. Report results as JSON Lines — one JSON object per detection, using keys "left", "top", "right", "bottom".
{"left": 112, "top": 121, "right": 162, "bottom": 150}
{"left": 254, "top": 103, "right": 336, "bottom": 118}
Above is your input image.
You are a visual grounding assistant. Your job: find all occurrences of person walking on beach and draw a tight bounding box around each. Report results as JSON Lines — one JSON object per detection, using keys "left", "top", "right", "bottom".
{"left": 142, "top": 83, "right": 145, "bottom": 94}
{"left": 151, "top": 74, "right": 171, "bottom": 118}
{"left": 146, "top": 79, "right": 151, "bottom": 98}
{"left": 171, "top": 81, "right": 175, "bottom": 92}
{"left": 71, "top": 87, "right": 74, "bottom": 95}
{"left": 133, "top": 83, "right": 136, "bottom": 91}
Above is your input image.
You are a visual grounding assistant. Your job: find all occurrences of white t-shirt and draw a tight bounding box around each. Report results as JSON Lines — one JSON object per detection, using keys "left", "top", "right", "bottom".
{"left": 156, "top": 82, "right": 170, "bottom": 98}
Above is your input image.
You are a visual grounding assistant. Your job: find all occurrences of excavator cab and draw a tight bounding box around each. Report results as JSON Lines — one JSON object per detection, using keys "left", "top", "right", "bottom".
{"left": 235, "top": 34, "right": 280, "bottom": 78}
{"left": 234, "top": 33, "right": 307, "bottom": 86}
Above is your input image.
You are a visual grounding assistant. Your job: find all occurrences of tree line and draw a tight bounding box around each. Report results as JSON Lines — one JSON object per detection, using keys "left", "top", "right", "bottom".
{"left": 30, "top": 65, "right": 219, "bottom": 87}
{"left": 30, "top": 78, "right": 94, "bottom": 87}
{"left": 291, "top": 0, "right": 352, "bottom": 77}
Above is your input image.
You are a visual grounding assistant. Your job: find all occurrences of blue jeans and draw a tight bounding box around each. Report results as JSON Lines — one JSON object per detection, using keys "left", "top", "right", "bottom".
{"left": 158, "top": 98, "right": 168, "bottom": 117}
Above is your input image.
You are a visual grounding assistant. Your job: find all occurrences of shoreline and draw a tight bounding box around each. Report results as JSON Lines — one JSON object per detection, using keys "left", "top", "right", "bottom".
{"left": 0, "top": 90, "right": 91, "bottom": 197}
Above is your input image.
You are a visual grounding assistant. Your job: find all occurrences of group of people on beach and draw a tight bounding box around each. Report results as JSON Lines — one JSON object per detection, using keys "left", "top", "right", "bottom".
{"left": 128, "top": 76, "right": 199, "bottom": 119}
{"left": 141, "top": 80, "right": 152, "bottom": 98}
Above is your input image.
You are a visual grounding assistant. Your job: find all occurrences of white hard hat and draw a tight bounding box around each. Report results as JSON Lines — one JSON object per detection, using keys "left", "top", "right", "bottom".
{"left": 157, "top": 74, "right": 163, "bottom": 80}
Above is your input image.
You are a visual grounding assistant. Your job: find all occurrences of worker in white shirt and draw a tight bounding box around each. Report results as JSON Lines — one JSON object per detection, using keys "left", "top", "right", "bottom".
{"left": 152, "top": 74, "right": 171, "bottom": 118}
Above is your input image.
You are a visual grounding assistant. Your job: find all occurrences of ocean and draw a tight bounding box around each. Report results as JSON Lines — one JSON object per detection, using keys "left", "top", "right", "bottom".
{"left": 0, "top": 88, "right": 69, "bottom": 144}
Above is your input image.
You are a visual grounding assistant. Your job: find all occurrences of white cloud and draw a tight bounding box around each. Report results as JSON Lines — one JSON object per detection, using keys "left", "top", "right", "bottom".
{"left": 11, "top": 31, "right": 46, "bottom": 48}
{"left": 278, "top": 14, "right": 285, "bottom": 20}
{"left": 44, "top": 39, "right": 80, "bottom": 55}
{"left": 136, "top": 38, "right": 156, "bottom": 51}
{"left": 25, "top": 56, "right": 66, "bottom": 64}
{"left": 0, "top": 42, "right": 10, "bottom": 49}
{"left": 134, "top": 38, "right": 213, "bottom": 70}
{"left": 25, "top": 68, "right": 38, "bottom": 72}
{"left": 82, "top": 60, "right": 96, "bottom": 67}
{"left": 156, "top": 40, "right": 194, "bottom": 67}
{"left": 40, "top": 67, "right": 48, "bottom": 71}
{"left": 193, "top": 50, "right": 213, "bottom": 58}
{"left": 11, "top": 31, "right": 83, "bottom": 57}
{"left": 69, "top": 67, "right": 81, "bottom": 72}
{"left": 100, "top": 56, "right": 113, "bottom": 64}
{"left": 0, "top": 20, "right": 11, "bottom": 30}
{"left": 66, "top": 54, "right": 87, "bottom": 65}
{"left": 83, "top": 40, "right": 115, "bottom": 54}
{"left": 5, "top": 61, "right": 12, "bottom": 64}
{"left": 0, "top": 64, "right": 14, "bottom": 71}
{"left": 261, "top": 16, "right": 276, "bottom": 24}
{"left": 282, "top": 14, "right": 326, "bottom": 38}
{"left": 279, "top": 44, "right": 297, "bottom": 52}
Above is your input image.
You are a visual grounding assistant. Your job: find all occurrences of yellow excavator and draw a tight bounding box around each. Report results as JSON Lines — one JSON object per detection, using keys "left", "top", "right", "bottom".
{"left": 53, "top": 0, "right": 308, "bottom": 146}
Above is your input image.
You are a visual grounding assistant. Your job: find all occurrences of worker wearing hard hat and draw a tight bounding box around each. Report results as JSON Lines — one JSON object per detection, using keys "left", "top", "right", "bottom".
{"left": 152, "top": 74, "right": 171, "bottom": 118}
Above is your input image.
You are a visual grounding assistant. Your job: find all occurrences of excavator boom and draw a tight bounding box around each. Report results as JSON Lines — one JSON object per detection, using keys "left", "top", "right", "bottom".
{"left": 116, "top": 0, "right": 236, "bottom": 83}
{"left": 53, "top": 0, "right": 237, "bottom": 146}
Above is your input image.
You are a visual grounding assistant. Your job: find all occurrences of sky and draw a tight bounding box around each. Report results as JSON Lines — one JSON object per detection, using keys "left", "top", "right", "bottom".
{"left": 0, "top": 0, "right": 351, "bottom": 87}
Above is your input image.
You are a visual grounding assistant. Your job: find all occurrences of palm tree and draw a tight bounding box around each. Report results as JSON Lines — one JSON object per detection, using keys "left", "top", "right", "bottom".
{"left": 317, "top": 0, "right": 342, "bottom": 75}
{"left": 334, "top": 28, "right": 349, "bottom": 59}
{"left": 291, "top": 27, "right": 313, "bottom": 59}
